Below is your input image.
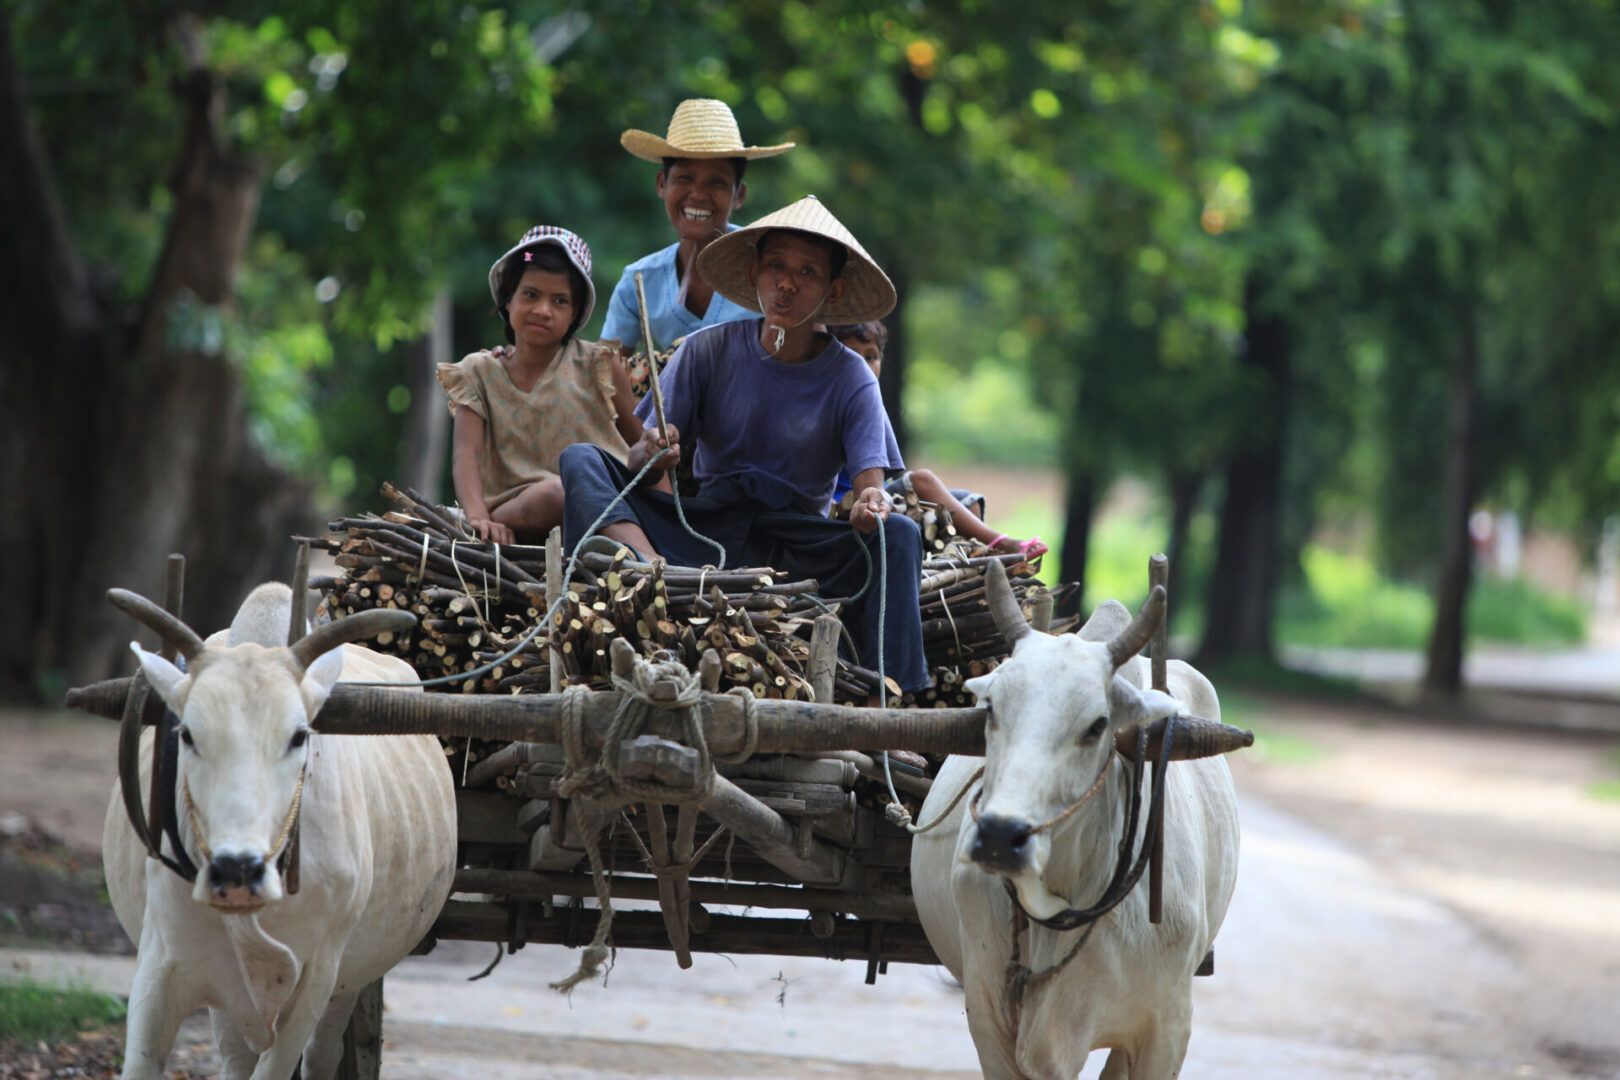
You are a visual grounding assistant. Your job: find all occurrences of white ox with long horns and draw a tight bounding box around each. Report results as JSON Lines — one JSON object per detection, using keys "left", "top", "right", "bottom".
{"left": 911, "top": 563, "right": 1247, "bottom": 1079}
{"left": 100, "top": 577, "right": 456, "bottom": 1080}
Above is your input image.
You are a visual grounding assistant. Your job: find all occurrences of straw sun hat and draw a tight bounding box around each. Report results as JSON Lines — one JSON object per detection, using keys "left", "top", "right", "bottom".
{"left": 620, "top": 98, "right": 795, "bottom": 162}
{"left": 696, "top": 196, "right": 897, "bottom": 325}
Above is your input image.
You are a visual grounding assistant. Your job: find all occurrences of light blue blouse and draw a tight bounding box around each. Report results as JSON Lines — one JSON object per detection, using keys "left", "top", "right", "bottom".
{"left": 601, "top": 237, "right": 756, "bottom": 351}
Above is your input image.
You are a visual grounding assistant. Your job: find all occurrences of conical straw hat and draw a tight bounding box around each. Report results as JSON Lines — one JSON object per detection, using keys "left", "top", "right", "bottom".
{"left": 695, "top": 196, "right": 896, "bottom": 324}
{"left": 621, "top": 98, "right": 795, "bottom": 162}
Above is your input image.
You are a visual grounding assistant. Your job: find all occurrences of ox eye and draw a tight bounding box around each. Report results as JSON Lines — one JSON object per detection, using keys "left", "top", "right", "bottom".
{"left": 288, "top": 728, "right": 310, "bottom": 751}
{"left": 1082, "top": 716, "right": 1109, "bottom": 741}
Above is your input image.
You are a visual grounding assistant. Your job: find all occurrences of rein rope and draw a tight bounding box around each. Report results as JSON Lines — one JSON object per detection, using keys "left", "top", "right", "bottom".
{"left": 994, "top": 719, "right": 1177, "bottom": 1033}
{"left": 182, "top": 760, "right": 306, "bottom": 872}
{"left": 1008, "top": 718, "right": 1176, "bottom": 932}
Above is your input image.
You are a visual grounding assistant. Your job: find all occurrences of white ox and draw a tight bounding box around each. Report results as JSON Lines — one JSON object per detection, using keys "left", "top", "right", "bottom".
{"left": 912, "top": 564, "right": 1245, "bottom": 1079}
{"left": 101, "top": 581, "right": 457, "bottom": 1080}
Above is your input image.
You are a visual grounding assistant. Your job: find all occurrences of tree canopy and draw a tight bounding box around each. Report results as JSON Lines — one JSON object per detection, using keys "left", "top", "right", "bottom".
{"left": 5, "top": 0, "right": 1619, "bottom": 695}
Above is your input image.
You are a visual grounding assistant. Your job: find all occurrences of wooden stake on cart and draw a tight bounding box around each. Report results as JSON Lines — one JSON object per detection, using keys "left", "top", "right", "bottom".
{"left": 1148, "top": 552, "right": 1169, "bottom": 925}
{"left": 633, "top": 272, "right": 671, "bottom": 447}
{"left": 545, "top": 528, "right": 564, "bottom": 693}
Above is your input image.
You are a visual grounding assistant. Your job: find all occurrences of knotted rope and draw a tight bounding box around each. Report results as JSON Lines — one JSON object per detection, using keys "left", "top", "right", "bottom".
{"left": 548, "top": 658, "right": 759, "bottom": 993}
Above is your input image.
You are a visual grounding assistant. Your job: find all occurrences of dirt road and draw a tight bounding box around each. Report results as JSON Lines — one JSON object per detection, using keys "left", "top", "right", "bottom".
{"left": 5, "top": 693, "right": 1619, "bottom": 1078}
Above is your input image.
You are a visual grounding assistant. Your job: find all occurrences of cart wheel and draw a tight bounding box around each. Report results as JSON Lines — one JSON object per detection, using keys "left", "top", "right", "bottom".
{"left": 335, "top": 978, "right": 384, "bottom": 1080}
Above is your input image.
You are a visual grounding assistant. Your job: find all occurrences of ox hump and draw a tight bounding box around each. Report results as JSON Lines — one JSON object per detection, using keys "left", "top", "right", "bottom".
{"left": 230, "top": 583, "right": 296, "bottom": 648}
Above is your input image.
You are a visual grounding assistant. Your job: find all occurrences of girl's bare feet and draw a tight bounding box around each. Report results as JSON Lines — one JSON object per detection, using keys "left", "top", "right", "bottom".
{"left": 989, "top": 535, "right": 1048, "bottom": 559}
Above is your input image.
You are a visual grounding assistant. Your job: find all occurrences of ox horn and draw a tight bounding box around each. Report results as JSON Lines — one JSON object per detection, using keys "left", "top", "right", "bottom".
{"left": 108, "top": 588, "right": 205, "bottom": 662}
{"left": 288, "top": 544, "right": 310, "bottom": 647}
{"left": 1107, "top": 585, "right": 1166, "bottom": 669}
{"left": 288, "top": 609, "right": 418, "bottom": 673}
{"left": 983, "top": 560, "right": 1031, "bottom": 646}
{"left": 1115, "top": 714, "right": 1256, "bottom": 762}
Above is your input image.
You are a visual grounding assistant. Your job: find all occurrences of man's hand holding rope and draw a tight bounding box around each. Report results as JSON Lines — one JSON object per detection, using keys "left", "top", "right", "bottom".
{"left": 848, "top": 467, "right": 891, "bottom": 534}
{"left": 627, "top": 421, "right": 681, "bottom": 482}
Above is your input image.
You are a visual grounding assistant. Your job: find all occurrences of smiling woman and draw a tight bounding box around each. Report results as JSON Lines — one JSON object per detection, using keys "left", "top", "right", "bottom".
{"left": 601, "top": 99, "right": 796, "bottom": 356}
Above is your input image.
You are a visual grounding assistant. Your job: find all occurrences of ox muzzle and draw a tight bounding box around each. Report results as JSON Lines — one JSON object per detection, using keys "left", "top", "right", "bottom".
{"left": 207, "top": 851, "right": 269, "bottom": 908}
{"left": 970, "top": 814, "right": 1036, "bottom": 875}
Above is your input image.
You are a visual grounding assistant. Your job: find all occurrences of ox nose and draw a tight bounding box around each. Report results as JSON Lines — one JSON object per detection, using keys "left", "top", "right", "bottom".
{"left": 208, "top": 853, "right": 267, "bottom": 894}
{"left": 971, "top": 815, "right": 1034, "bottom": 873}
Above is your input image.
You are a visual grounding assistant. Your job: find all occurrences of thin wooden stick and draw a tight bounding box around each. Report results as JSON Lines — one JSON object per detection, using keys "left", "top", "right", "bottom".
{"left": 634, "top": 272, "right": 670, "bottom": 445}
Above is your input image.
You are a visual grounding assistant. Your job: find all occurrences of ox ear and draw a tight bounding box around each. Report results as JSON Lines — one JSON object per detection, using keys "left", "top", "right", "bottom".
{"left": 298, "top": 644, "right": 347, "bottom": 718}
{"left": 131, "top": 643, "right": 191, "bottom": 712}
{"left": 1108, "top": 674, "right": 1180, "bottom": 728}
{"left": 963, "top": 672, "right": 997, "bottom": 705}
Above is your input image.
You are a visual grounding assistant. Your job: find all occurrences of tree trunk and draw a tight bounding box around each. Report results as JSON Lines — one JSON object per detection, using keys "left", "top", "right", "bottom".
{"left": 0, "top": 11, "right": 122, "bottom": 698}
{"left": 1056, "top": 469, "right": 1097, "bottom": 619}
{"left": 1422, "top": 311, "right": 1478, "bottom": 696}
{"left": 399, "top": 287, "right": 453, "bottom": 500}
{"left": 1164, "top": 469, "right": 1202, "bottom": 600}
{"left": 1197, "top": 279, "right": 1287, "bottom": 666}
{"left": 61, "top": 28, "right": 311, "bottom": 686}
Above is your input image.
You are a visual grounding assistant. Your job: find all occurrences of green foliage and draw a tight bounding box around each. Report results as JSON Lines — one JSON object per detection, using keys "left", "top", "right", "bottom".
{"left": 0, "top": 979, "right": 126, "bottom": 1044}
{"left": 1465, "top": 576, "right": 1586, "bottom": 648}
{"left": 1278, "top": 543, "right": 1587, "bottom": 649}
{"left": 1587, "top": 779, "right": 1620, "bottom": 804}
{"left": 13, "top": 0, "right": 1620, "bottom": 632}
{"left": 1080, "top": 493, "right": 1216, "bottom": 641}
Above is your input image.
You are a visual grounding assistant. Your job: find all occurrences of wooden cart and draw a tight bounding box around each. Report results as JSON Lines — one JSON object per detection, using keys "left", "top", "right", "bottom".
{"left": 67, "top": 515, "right": 1079, "bottom": 1077}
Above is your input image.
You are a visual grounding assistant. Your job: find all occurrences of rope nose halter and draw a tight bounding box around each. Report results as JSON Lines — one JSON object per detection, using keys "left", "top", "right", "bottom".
{"left": 184, "top": 757, "right": 307, "bottom": 889}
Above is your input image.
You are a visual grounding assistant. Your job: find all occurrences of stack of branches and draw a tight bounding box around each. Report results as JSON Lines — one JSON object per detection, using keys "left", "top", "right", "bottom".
{"left": 306, "top": 485, "right": 1062, "bottom": 709}
{"left": 908, "top": 555, "right": 1080, "bottom": 708}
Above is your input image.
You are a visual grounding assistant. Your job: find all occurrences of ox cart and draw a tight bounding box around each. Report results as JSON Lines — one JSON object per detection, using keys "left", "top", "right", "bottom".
{"left": 66, "top": 490, "right": 1248, "bottom": 1079}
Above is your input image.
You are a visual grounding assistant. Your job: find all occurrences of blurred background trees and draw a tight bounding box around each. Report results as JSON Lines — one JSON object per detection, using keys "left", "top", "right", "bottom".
{"left": 3, "top": 0, "right": 1618, "bottom": 696}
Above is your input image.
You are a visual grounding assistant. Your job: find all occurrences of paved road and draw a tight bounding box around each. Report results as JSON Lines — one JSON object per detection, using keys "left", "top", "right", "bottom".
{"left": 5, "top": 790, "right": 1592, "bottom": 1079}
{"left": 1283, "top": 640, "right": 1620, "bottom": 702}
{"left": 6, "top": 693, "right": 1619, "bottom": 1078}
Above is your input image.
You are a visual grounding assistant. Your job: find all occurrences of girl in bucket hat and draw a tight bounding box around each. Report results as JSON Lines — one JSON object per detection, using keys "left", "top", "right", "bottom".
{"left": 602, "top": 99, "right": 796, "bottom": 392}
{"left": 436, "top": 225, "right": 647, "bottom": 544}
{"left": 557, "top": 197, "right": 931, "bottom": 696}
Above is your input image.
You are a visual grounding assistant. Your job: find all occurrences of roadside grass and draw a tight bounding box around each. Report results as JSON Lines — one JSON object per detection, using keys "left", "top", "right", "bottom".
{"left": 1587, "top": 780, "right": 1620, "bottom": 803}
{"left": 1214, "top": 688, "right": 1328, "bottom": 767}
{"left": 1274, "top": 545, "right": 1585, "bottom": 649}
{"left": 1586, "top": 750, "right": 1620, "bottom": 803}
{"left": 973, "top": 498, "right": 1588, "bottom": 654}
{"left": 0, "top": 978, "right": 126, "bottom": 1044}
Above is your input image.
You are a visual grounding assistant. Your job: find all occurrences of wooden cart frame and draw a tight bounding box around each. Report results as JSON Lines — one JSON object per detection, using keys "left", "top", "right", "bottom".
{"left": 67, "top": 550, "right": 1206, "bottom": 1078}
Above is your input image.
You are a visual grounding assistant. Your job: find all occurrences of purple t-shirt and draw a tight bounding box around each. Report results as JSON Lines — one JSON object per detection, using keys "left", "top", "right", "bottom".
{"left": 635, "top": 319, "right": 903, "bottom": 516}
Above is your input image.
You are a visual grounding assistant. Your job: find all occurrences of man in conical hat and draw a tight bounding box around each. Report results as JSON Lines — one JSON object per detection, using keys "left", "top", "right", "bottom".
{"left": 560, "top": 196, "right": 928, "bottom": 694}
{"left": 601, "top": 99, "right": 794, "bottom": 356}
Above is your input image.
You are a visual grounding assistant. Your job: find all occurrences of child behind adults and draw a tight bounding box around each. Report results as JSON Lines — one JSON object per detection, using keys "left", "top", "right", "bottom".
{"left": 601, "top": 99, "right": 795, "bottom": 395}
{"left": 558, "top": 197, "right": 930, "bottom": 694}
{"left": 829, "top": 321, "right": 1048, "bottom": 561}
{"left": 437, "top": 226, "right": 646, "bottom": 545}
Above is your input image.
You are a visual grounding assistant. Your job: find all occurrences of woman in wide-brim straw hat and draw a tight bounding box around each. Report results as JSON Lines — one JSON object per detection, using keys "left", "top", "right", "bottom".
{"left": 601, "top": 99, "right": 797, "bottom": 381}
{"left": 558, "top": 195, "right": 931, "bottom": 698}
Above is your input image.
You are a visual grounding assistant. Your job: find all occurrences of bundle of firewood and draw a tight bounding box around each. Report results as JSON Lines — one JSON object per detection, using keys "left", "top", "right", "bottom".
{"left": 304, "top": 485, "right": 1068, "bottom": 707}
